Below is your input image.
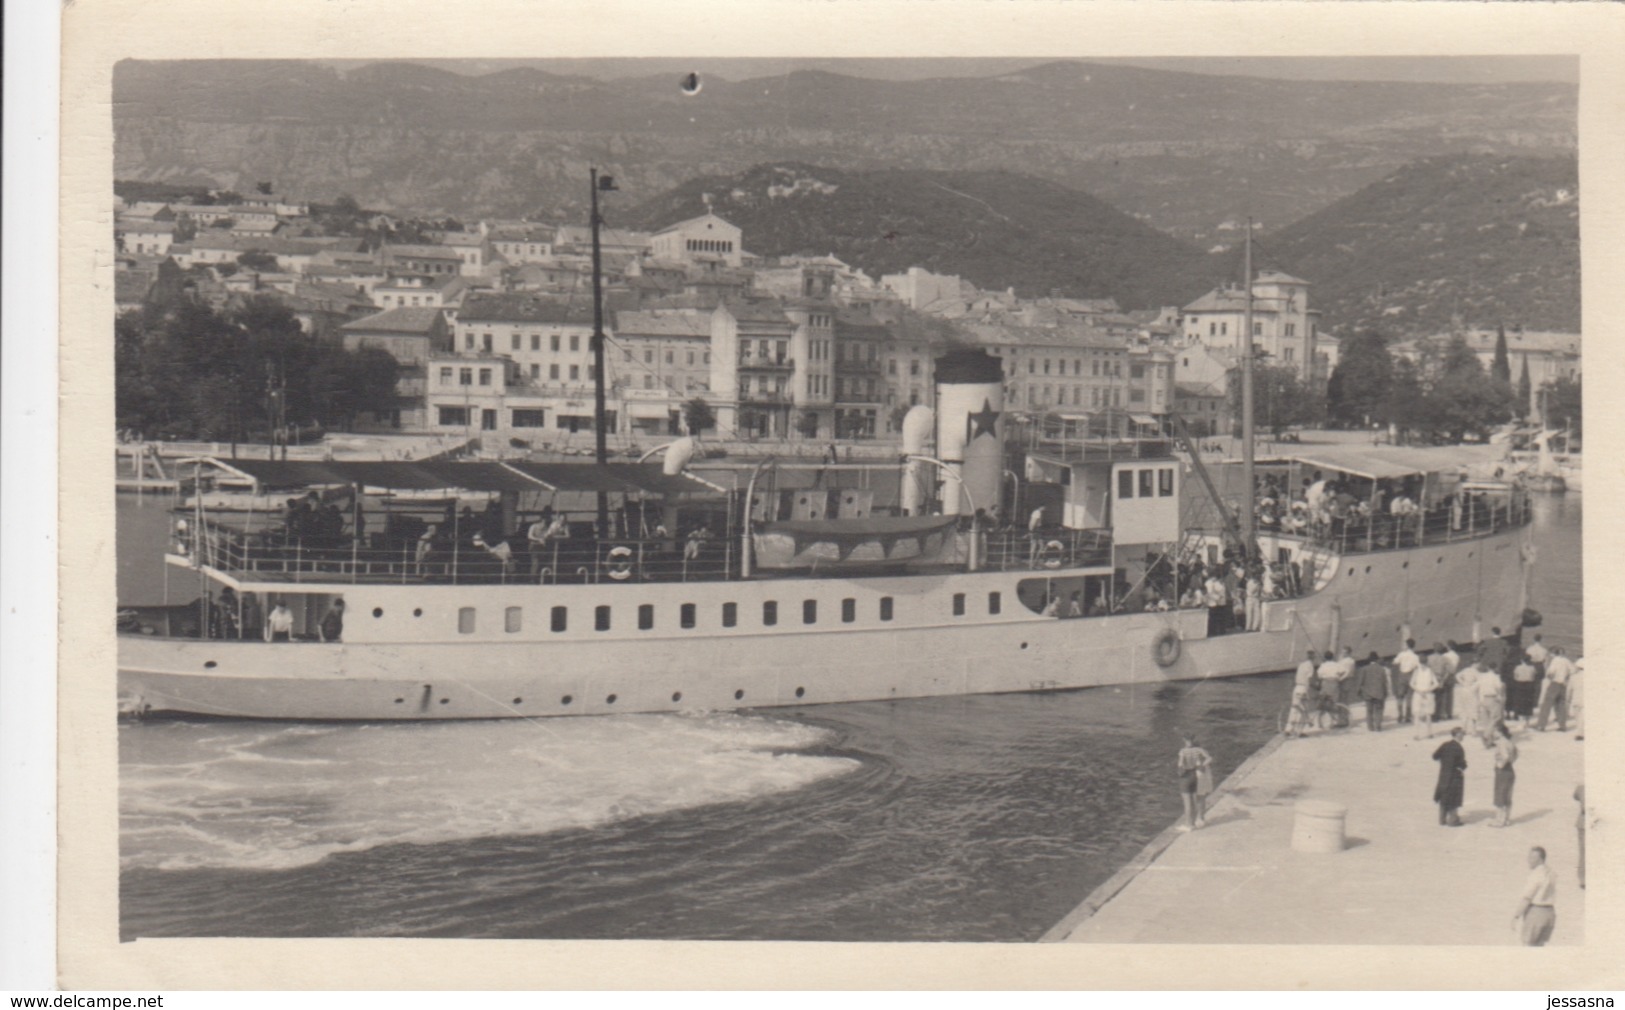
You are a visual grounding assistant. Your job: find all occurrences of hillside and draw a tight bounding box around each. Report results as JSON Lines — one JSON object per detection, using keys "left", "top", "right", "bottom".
{"left": 112, "top": 59, "right": 1574, "bottom": 240}
{"left": 1255, "top": 154, "right": 1579, "bottom": 336}
{"left": 620, "top": 164, "right": 1220, "bottom": 309}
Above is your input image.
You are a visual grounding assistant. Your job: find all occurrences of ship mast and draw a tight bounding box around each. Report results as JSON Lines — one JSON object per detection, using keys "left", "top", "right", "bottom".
{"left": 589, "top": 168, "right": 616, "bottom": 540}
{"left": 1239, "top": 217, "right": 1256, "bottom": 562}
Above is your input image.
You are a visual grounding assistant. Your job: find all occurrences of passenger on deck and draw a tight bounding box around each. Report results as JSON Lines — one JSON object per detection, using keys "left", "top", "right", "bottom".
{"left": 240, "top": 592, "right": 262, "bottom": 641}
{"left": 266, "top": 600, "right": 294, "bottom": 642}
{"left": 1041, "top": 594, "right": 1062, "bottom": 618}
{"left": 472, "top": 532, "right": 514, "bottom": 574}
{"left": 416, "top": 523, "right": 439, "bottom": 574}
{"left": 1067, "top": 591, "right": 1085, "bottom": 618}
{"left": 319, "top": 599, "right": 345, "bottom": 643}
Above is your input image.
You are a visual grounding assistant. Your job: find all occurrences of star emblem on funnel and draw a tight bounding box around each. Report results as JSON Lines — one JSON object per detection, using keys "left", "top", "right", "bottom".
{"left": 966, "top": 399, "right": 1000, "bottom": 441}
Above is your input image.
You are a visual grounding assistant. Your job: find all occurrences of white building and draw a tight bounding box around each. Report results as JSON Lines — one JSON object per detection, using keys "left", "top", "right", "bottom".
{"left": 1180, "top": 270, "right": 1326, "bottom": 382}
{"left": 651, "top": 213, "right": 744, "bottom": 269}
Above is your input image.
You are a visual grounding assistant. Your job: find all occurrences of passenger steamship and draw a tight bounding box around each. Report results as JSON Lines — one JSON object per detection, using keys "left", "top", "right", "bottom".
{"left": 117, "top": 346, "right": 1534, "bottom": 721}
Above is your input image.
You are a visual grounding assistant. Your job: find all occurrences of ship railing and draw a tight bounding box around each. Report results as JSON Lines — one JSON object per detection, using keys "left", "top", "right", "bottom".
{"left": 979, "top": 528, "right": 1114, "bottom": 572}
{"left": 1253, "top": 490, "right": 1531, "bottom": 558}
{"left": 186, "top": 521, "right": 743, "bottom": 586}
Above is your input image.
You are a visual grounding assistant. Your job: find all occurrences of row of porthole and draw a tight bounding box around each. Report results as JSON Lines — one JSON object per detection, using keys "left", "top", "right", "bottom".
{"left": 389, "top": 686, "right": 809, "bottom": 707}
{"left": 1345, "top": 553, "right": 1470, "bottom": 578}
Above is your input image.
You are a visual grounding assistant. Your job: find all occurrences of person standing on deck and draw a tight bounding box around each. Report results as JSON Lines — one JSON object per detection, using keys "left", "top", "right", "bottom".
{"left": 1204, "top": 572, "right": 1228, "bottom": 636}
{"left": 1244, "top": 568, "right": 1263, "bottom": 632}
{"left": 1488, "top": 720, "right": 1518, "bottom": 828}
{"left": 1411, "top": 646, "right": 1439, "bottom": 739}
{"left": 319, "top": 599, "right": 345, "bottom": 643}
{"left": 1514, "top": 846, "right": 1558, "bottom": 946}
{"left": 1431, "top": 641, "right": 1458, "bottom": 722}
{"left": 266, "top": 599, "right": 294, "bottom": 642}
{"left": 1475, "top": 663, "right": 1506, "bottom": 747}
{"left": 1176, "top": 735, "right": 1214, "bottom": 831}
{"left": 1394, "top": 639, "right": 1420, "bottom": 724}
{"left": 1432, "top": 727, "right": 1468, "bottom": 826}
{"left": 1536, "top": 647, "right": 1574, "bottom": 732}
{"left": 1356, "top": 651, "right": 1390, "bottom": 732}
{"left": 1336, "top": 645, "right": 1358, "bottom": 706}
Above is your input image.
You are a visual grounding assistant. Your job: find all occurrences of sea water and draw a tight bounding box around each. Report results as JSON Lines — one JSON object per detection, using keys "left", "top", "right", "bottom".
{"left": 116, "top": 492, "right": 1582, "bottom": 940}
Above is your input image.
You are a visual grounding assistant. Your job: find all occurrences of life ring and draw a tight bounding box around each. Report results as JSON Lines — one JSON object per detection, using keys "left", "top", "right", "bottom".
{"left": 605, "top": 545, "right": 636, "bottom": 581}
{"left": 1040, "top": 539, "right": 1066, "bottom": 569}
{"left": 1152, "top": 627, "right": 1182, "bottom": 667}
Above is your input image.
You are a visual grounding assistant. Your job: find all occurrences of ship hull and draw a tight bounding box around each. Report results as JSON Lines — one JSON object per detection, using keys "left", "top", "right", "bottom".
{"left": 119, "top": 527, "right": 1530, "bottom": 721}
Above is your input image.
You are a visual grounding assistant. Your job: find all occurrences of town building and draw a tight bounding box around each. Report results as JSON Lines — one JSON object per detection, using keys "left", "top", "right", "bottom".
{"left": 382, "top": 243, "right": 465, "bottom": 278}
{"left": 651, "top": 212, "right": 744, "bottom": 269}
{"left": 340, "top": 306, "right": 452, "bottom": 430}
{"left": 610, "top": 310, "right": 713, "bottom": 436}
{"left": 881, "top": 267, "right": 965, "bottom": 313}
{"left": 118, "top": 219, "right": 175, "bottom": 257}
{"left": 832, "top": 309, "right": 888, "bottom": 438}
{"left": 1391, "top": 327, "right": 1581, "bottom": 416}
{"left": 1180, "top": 270, "right": 1326, "bottom": 381}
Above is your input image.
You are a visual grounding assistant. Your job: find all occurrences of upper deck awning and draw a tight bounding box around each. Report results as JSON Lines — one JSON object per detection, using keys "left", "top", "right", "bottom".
{"left": 1271, "top": 444, "right": 1505, "bottom": 481}
{"left": 198, "top": 458, "right": 724, "bottom": 496}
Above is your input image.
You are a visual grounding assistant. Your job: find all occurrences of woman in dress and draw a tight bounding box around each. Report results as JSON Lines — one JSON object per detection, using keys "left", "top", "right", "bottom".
{"left": 1431, "top": 727, "right": 1468, "bottom": 827}
{"left": 1489, "top": 721, "right": 1519, "bottom": 828}
{"left": 1176, "top": 735, "right": 1214, "bottom": 831}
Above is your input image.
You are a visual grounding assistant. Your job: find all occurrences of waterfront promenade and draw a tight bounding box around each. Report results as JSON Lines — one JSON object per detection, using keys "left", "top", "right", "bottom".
{"left": 1047, "top": 715, "right": 1585, "bottom": 946}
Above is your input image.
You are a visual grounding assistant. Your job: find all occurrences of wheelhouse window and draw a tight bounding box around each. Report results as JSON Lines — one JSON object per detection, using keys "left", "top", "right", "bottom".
{"left": 1159, "top": 468, "right": 1175, "bottom": 497}
{"left": 1139, "top": 469, "right": 1154, "bottom": 498}
{"left": 1118, "top": 470, "right": 1135, "bottom": 499}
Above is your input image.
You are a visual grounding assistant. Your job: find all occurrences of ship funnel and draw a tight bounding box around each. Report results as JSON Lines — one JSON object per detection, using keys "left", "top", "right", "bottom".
{"left": 899, "top": 405, "right": 935, "bottom": 516}
{"left": 934, "top": 348, "right": 1004, "bottom": 517}
{"left": 662, "top": 436, "right": 697, "bottom": 476}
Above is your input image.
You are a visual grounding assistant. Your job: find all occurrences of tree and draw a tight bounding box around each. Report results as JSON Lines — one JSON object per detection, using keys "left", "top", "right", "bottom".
{"left": 1228, "top": 360, "right": 1323, "bottom": 437}
{"left": 1382, "top": 356, "right": 1428, "bottom": 443}
{"left": 681, "top": 397, "right": 716, "bottom": 434}
{"left": 1325, "top": 328, "right": 1393, "bottom": 428}
{"left": 1516, "top": 356, "right": 1532, "bottom": 420}
{"left": 1491, "top": 325, "right": 1512, "bottom": 384}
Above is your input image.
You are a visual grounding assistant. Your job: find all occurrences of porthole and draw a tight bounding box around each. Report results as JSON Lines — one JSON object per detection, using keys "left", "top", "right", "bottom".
{"left": 734, "top": 689, "right": 745, "bottom": 700}
{"left": 513, "top": 697, "right": 523, "bottom": 705}
{"left": 1436, "top": 557, "right": 1444, "bottom": 564}
{"left": 561, "top": 694, "right": 573, "bottom": 706}
{"left": 606, "top": 694, "right": 618, "bottom": 704}
{"left": 394, "top": 697, "right": 404, "bottom": 704}
{"left": 1468, "top": 552, "right": 1474, "bottom": 559}
{"left": 373, "top": 607, "right": 384, "bottom": 618}
{"left": 1402, "top": 562, "right": 1409, "bottom": 569}
{"left": 203, "top": 660, "right": 217, "bottom": 669}
{"left": 1348, "top": 567, "right": 1356, "bottom": 576}
{"left": 1365, "top": 566, "right": 1372, "bottom": 574}
{"left": 413, "top": 608, "right": 423, "bottom": 617}
{"left": 1361, "top": 632, "right": 1369, "bottom": 639}
{"left": 1021, "top": 642, "right": 1029, "bottom": 650}
{"left": 795, "top": 686, "right": 806, "bottom": 698}
{"left": 671, "top": 691, "right": 682, "bottom": 703}
{"left": 439, "top": 697, "right": 450, "bottom": 705}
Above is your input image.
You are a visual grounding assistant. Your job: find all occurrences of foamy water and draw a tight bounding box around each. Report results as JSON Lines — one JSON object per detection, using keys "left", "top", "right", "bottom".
{"left": 120, "top": 713, "right": 857, "bottom": 871}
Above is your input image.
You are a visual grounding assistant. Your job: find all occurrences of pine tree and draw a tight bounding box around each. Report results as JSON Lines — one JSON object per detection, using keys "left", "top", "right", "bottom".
{"left": 1491, "top": 325, "right": 1512, "bottom": 383}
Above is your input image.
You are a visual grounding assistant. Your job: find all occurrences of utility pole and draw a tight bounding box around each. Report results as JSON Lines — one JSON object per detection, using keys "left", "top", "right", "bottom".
{"left": 589, "top": 168, "right": 617, "bottom": 539}
{"left": 1239, "top": 218, "right": 1256, "bottom": 563}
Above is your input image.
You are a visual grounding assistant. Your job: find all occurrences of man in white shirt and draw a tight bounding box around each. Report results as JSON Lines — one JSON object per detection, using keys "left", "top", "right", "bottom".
{"left": 1410, "top": 647, "right": 1439, "bottom": 738}
{"left": 1535, "top": 646, "right": 1574, "bottom": 732}
{"left": 1394, "top": 639, "right": 1421, "bottom": 724}
{"left": 1515, "top": 846, "right": 1558, "bottom": 946}
{"left": 1319, "top": 650, "right": 1347, "bottom": 708}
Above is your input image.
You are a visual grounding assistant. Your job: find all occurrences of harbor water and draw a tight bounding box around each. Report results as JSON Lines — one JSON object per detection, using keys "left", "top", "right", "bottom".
{"left": 115, "top": 491, "right": 1582, "bottom": 941}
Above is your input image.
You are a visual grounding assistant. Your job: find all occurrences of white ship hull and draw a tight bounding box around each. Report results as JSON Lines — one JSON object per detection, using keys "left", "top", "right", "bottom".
{"left": 119, "top": 526, "right": 1531, "bottom": 720}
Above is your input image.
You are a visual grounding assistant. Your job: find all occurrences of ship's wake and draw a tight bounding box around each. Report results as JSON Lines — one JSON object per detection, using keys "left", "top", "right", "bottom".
{"left": 119, "top": 713, "right": 857, "bottom": 871}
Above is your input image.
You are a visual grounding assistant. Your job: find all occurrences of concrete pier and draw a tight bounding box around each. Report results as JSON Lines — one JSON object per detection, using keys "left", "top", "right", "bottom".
{"left": 1046, "top": 717, "right": 1585, "bottom": 946}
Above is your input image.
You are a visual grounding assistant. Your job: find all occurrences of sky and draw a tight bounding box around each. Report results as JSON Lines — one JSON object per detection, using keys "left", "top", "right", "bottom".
{"left": 322, "top": 55, "right": 1579, "bottom": 85}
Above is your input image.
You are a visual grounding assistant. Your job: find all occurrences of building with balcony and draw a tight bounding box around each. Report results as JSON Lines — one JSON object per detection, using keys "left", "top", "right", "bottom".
{"left": 611, "top": 309, "right": 713, "bottom": 435}
{"left": 832, "top": 309, "right": 887, "bottom": 438}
